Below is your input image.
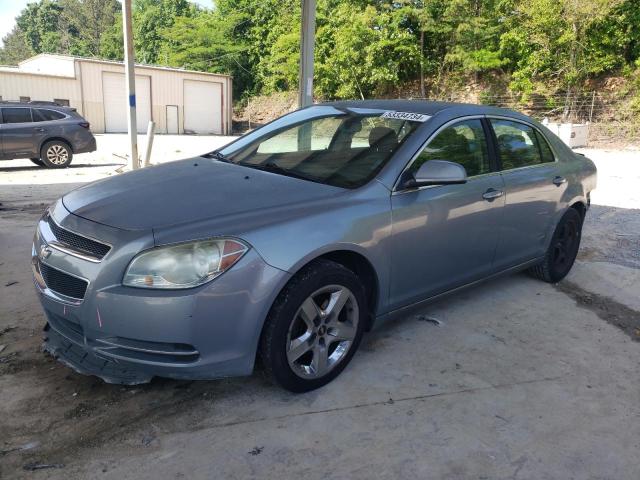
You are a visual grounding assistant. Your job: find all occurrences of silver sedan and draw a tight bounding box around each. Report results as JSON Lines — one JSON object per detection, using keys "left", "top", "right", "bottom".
{"left": 32, "top": 100, "right": 596, "bottom": 392}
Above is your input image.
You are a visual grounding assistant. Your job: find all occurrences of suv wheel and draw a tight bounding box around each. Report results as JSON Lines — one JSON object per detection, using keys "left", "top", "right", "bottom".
{"left": 41, "top": 141, "right": 73, "bottom": 168}
{"left": 260, "top": 259, "right": 366, "bottom": 392}
{"left": 30, "top": 158, "right": 44, "bottom": 167}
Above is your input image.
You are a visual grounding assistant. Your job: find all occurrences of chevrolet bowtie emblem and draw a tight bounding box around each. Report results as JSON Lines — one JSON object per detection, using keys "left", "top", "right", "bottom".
{"left": 40, "top": 245, "right": 52, "bottom": 259}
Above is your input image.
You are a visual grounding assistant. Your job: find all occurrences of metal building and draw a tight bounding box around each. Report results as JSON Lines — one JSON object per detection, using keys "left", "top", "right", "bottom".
{"left": 0, "top": 54, "right": 232, "bottom": 135}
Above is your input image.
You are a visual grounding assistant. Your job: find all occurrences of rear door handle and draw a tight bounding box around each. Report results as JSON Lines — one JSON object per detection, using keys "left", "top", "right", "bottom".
{"left": 34, "top": 127, "right": 46, "bottom": 133}
{"left": 482, "top": 188, "right": 504, "bottom": 201}
{"left": 553, "top": 176, "right": 567, "bottom": 186}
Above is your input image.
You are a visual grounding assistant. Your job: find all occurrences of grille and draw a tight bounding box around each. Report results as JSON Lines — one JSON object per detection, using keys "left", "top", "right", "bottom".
{"left": 47, "top": 215, "right": 110, "bottom": 260}
{"left": 39, "top": 261, "right": 88, "bottom": 299}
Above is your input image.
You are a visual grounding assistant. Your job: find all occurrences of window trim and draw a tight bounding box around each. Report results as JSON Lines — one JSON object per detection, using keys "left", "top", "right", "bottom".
{"left": 393, "top": 115, "right": 498, "bottom": 193}
{"left": 486, "top": 115, "right": 558, "bottom": 173}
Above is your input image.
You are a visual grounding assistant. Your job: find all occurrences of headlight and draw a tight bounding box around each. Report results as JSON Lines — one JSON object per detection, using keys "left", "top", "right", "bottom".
{"left": 123, "top": 239, "right": 248, "bottom": 289}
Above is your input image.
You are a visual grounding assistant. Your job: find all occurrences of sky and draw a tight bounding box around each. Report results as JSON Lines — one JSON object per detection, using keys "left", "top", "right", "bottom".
{"left": 0, "top": 0, "right": 213, "bottom": 47}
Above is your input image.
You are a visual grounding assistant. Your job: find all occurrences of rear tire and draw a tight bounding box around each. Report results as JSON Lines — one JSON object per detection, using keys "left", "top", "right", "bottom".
{"left": 260, "top": 259, "right": 367, "bottom": 393}
{"left": 30, "top": 158, "right": 45, "bottom": 166}
{"left": 40, "top": 141, "right": 73, "bottom": 168}
{"left": 528, "top": 208, "right": 583, "bottom": 283}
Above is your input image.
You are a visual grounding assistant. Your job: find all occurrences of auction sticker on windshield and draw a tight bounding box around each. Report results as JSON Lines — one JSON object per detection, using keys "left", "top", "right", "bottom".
{"left": 380, "top": 111, "right": 430, "bottom": 122}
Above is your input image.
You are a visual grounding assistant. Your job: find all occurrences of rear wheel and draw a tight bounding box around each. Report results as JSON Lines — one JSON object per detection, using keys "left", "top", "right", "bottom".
{"left": 41, "top": 140, "right": 72, "bottom": 168}
{"left": 260, "top": 259, "right": 366, "bottom": 392}
{"left": 528, "top": 208, "right": 583, "bottom": 283}
{"left": 30, "top": 158, "right": 44, "bottom": 167}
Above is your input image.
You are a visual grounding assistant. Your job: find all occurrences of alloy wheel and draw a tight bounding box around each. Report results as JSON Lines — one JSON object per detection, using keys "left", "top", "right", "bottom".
{"left": 286, "top": 285, "right": 359, "bottom": 379}
{"left": 46, "top": 145, "right": 69, "bottom": 165}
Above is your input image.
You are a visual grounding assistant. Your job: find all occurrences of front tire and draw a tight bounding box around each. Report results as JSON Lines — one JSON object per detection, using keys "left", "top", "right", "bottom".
{"left": 528, "top": 208, "right": 583, "bottom": 283}
{"left": 30, "top": 158, "right": 45, "bottom": 167}
{"left": 260, "top": 259, "right": 367, "bottom": 393}
{"left": 41, "top": 141, "right": 73, "bottom": 168}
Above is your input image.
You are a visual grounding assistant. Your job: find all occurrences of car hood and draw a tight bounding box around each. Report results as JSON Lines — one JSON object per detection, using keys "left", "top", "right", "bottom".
{"left": 63, "top": 158, "right": 344, "bottom": 230}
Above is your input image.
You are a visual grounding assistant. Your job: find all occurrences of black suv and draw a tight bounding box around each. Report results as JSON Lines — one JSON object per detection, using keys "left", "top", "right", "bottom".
{"left": 0, "top": 101, "right": 96, "bottom": 168}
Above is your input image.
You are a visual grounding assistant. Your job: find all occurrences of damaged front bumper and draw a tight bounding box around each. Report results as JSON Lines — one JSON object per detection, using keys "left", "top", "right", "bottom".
{"left": 34, "top": 200, "right": 291, "bottom": 385}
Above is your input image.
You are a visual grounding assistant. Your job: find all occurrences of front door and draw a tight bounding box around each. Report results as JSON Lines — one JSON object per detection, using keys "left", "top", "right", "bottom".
{"left": 389, "top": 118, "right": 505, "bottom": 309}
{"left": 488, "top": 118, "right": 566, "bottom": 270}
{"left": 0, "top": 107, "right": 38, "bottom": 158}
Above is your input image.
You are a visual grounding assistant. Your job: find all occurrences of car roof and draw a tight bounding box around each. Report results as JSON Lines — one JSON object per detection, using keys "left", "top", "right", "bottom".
{"left": 317, "top": 99, "right": 529, "bottom": 120}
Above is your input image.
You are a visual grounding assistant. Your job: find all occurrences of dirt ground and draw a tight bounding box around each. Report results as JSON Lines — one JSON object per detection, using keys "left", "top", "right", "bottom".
{"left": 0, "top": 141, "right": 639, "bottom": 479}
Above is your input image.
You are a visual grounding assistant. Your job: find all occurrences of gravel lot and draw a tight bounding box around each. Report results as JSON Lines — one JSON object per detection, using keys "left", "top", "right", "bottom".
{"left": 0, "top": 138, "right": 638, "bottom": 479}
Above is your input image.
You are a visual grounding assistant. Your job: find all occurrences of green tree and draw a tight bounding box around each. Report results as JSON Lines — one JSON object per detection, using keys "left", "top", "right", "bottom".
{"left": 0, "top": 27, "right": 33, "bottom": 64}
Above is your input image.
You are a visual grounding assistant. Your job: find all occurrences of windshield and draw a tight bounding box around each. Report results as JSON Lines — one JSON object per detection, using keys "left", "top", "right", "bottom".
{"left": 215, "top": 106, "right": 426, "bottom": 189}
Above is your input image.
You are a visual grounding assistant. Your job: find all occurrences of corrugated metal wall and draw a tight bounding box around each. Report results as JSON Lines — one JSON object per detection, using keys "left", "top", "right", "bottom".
{"left": 0, "top": 71, "right": 82, "bottom": 110}
{"left": 0, "top": 56, "right": 233, "bottom": 135}
{"left": 79, "top": 60, "right": 232, "bottom": 134}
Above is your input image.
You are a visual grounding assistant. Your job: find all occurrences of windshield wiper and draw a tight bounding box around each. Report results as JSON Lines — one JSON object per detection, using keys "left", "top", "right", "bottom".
{"left": 203, "top": 151, "right": 231, "bottom": 162}
{"left": 240, "top": 162, "right": 315, "bottom": 182}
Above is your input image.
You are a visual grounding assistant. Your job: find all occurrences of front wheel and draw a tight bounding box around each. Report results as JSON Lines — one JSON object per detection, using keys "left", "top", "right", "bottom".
{"left": 41, "top": 140, "right": 73, "bottom": 168}
{"left": 260, "top": 259, "right": 367, "bottom": 392}
{"left": 528, "top": 208, "right": 583, "bottom": 283}
{"left": 30, "top": 158, "right": 45, "bottom": 167}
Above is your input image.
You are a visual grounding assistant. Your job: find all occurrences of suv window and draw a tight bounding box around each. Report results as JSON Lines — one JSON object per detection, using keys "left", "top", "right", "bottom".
{"left": 33, "top": 108, "right": 66, "bottom": 122}
{"left": 1, "top": 107, "right": 32, "bottom": 124}
{"left": 490, "top": 119, "right": 552, "bottom": 170}
{"left": 410, "top": 119, "right": 490, "bottom": 177}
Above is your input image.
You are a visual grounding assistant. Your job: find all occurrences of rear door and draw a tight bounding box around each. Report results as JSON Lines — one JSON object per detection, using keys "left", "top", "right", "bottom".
{"left": 488, "top": 117, "right": 565, "bottom": 269}
{"left": 389, "top": 118, "right": 505, "bottom": 308}
{"left": 0, "top": 107, "right": 38, "bottom": 158}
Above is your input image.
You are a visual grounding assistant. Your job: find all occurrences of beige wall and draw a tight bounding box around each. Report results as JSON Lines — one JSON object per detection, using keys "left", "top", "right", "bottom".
{"left": 18, "top": 55, "right": 76, "bottom": 77}
{"left": 0, "top": 55, "right": 232, "bottom": 135}
{"left": 0, "top": 70, "right": 82, "bottom": 110}
{"left": 78, "top": 60, "right": 232, "bottom": 134}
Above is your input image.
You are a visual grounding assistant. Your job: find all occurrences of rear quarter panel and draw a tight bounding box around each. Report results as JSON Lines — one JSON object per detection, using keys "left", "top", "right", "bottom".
{"left": 542, "top": 129, "right": 597, "bottom": 246}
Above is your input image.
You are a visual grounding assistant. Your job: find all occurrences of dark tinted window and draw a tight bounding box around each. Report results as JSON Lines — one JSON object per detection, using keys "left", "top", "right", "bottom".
{"left": 1, "top": 108, "right": 32, "bottom": 124}
{"left": 411, "top": 119, "right": 490, "bottom": 177}
{"left": 491, "top": 119, "right": 547, "bottom": 170}
{"left": 535, "top": 130, "right": 555, "bottom": 163}
{"left": 33, "top": 109, "right": 65, "bottom": 122}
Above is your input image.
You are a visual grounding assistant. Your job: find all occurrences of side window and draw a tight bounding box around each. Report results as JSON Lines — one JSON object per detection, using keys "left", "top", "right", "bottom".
{"left": 535, "top": 130, "right": 555, "bottom": 163}
{"left": 411, "top": 119, "right": 490, "bottom": 177}
{"left": 1, "top": 108, "right": 32, "bottom": 124}
{"left": 491, "top": 119, "right": 545, "bottom": 170}
{"left": 33, "top": 109, "right": 65, "bottom": 122}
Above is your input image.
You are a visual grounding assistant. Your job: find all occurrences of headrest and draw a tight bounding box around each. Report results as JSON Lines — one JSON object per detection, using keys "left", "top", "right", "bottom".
{"left": 369, "top": 127, "right": 398, "bottom": 152}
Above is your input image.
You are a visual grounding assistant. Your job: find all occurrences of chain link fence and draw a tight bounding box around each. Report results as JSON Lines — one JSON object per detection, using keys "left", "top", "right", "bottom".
{"left": 462, "top": 91, "right": 638, "bottom": 147}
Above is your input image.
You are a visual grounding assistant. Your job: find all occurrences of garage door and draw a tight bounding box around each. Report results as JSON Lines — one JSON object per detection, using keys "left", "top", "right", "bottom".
{"left": 183, "top": 80, "right": 222, "bottom": 134}
{"left": 102, "top": 72, "right": 151, "bottom": 133}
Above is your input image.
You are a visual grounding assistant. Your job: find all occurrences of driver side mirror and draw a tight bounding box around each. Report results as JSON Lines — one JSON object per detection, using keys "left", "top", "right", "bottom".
{"left": 399, "top": 160, "right": 468, "bottom": 190}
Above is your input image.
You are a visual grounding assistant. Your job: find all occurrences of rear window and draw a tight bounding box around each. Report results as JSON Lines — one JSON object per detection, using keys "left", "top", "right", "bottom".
{"left": 1, "top": 108, "right": 32, "bottom": 124}
{"left": 33, "top": 109, "right": 66, "bottom": 122}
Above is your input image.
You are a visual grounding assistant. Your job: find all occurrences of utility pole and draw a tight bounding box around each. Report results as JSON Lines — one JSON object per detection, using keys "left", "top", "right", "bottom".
{"left": 298, "top": 0, "right": 316, "bottom": 108}
{"left": 123, "top": 0, "right": 139, "bottom": 169}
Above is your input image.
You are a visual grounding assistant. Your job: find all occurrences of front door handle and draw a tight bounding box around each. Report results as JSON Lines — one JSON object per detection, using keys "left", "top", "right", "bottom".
{"left": 553, "top": 176, "right": 567, "bottom": 186}
{"left": 482, "top": 188, "right": 504, "bottom": 201}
